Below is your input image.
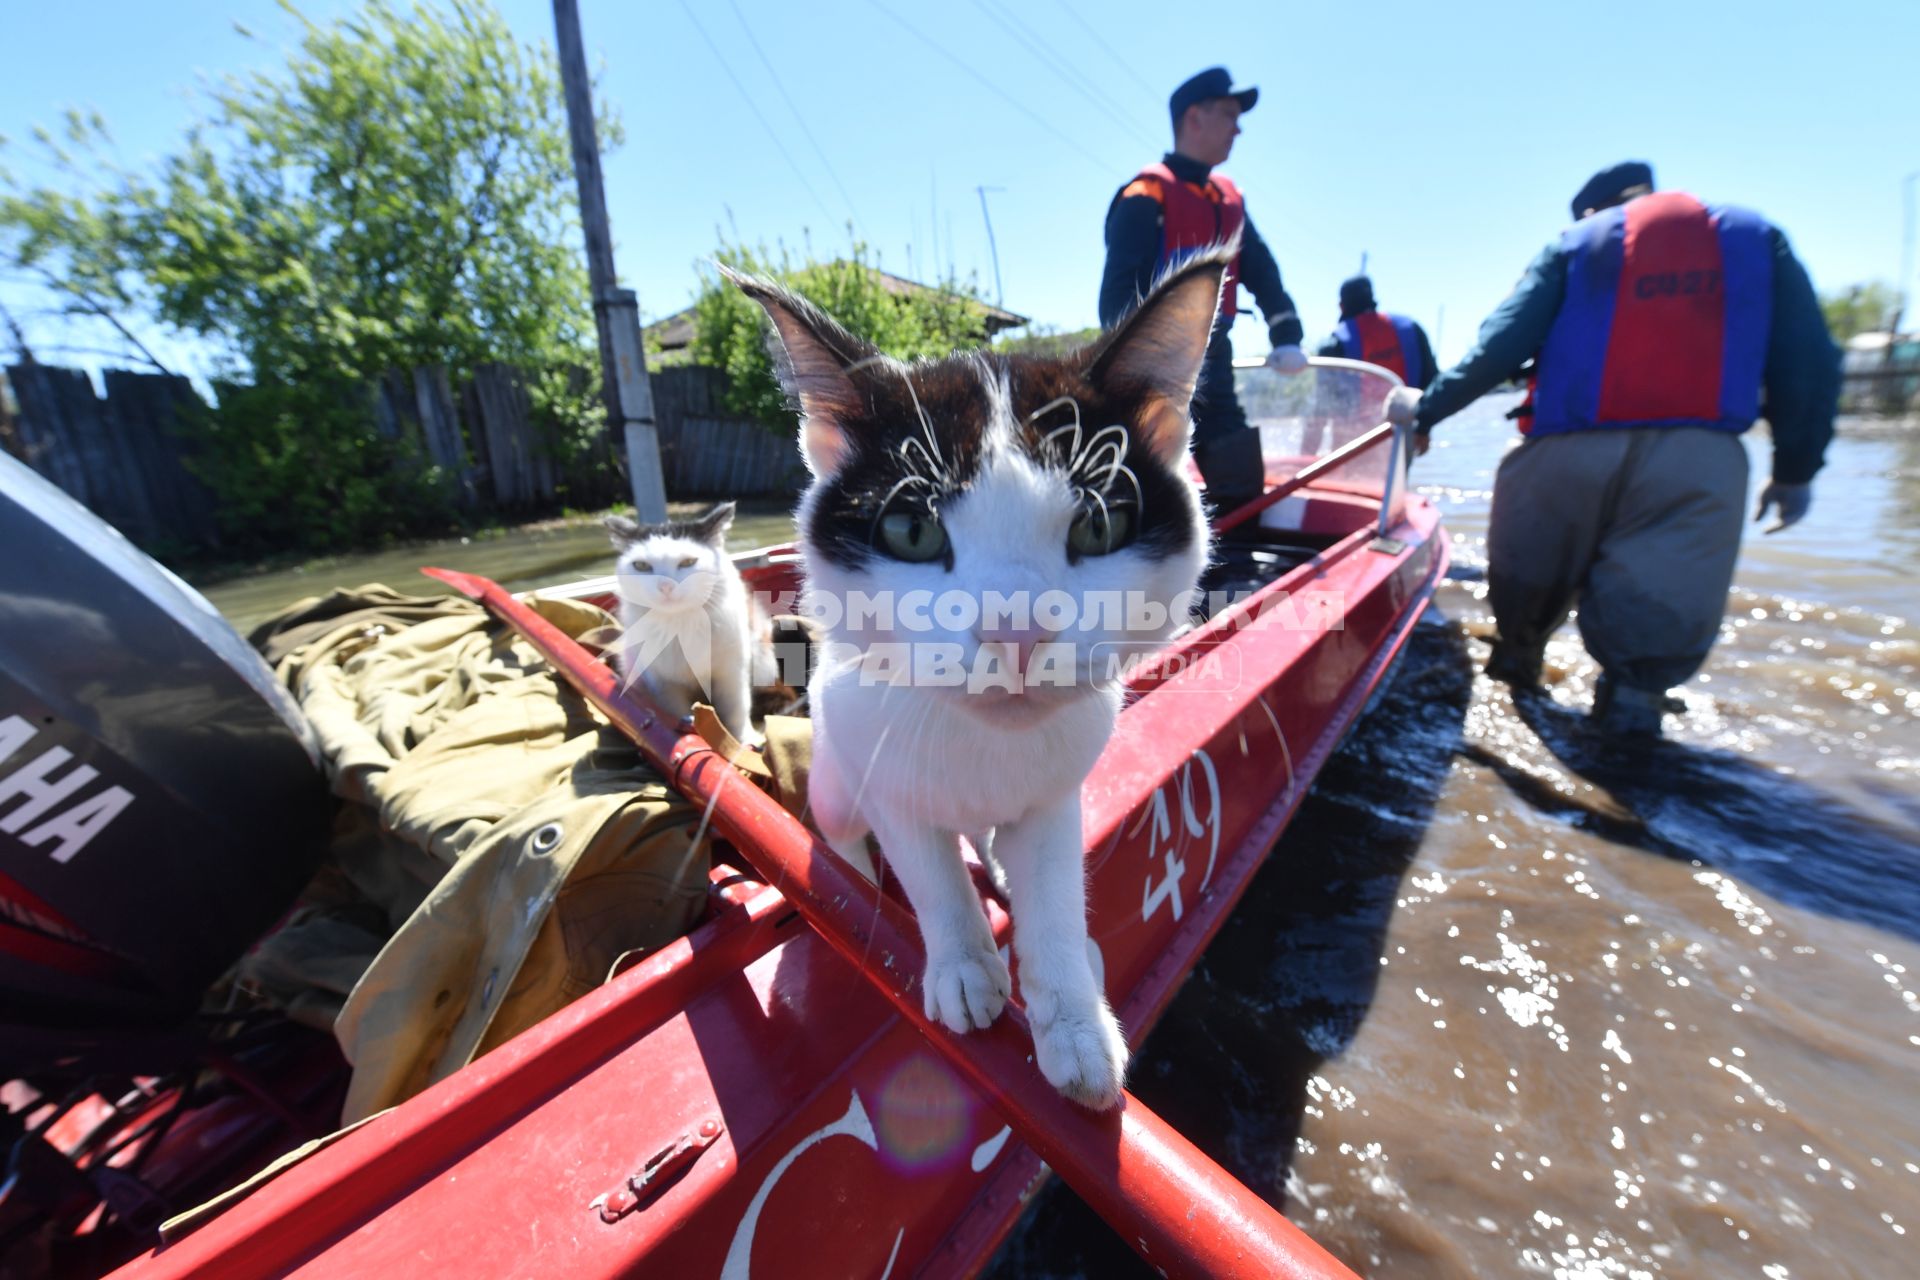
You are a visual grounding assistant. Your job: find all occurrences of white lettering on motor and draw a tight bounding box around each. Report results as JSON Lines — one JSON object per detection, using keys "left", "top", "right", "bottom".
{"left": 0, "top": 713, "right": 135, "bottom": 864}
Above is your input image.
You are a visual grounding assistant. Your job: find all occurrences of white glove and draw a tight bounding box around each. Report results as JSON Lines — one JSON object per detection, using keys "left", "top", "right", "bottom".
{"left": 1264, "top": 344, "right": 1308, "bottom": 375}
{"left": 1385, "top": 386, "right": 1422, "bottom": 427}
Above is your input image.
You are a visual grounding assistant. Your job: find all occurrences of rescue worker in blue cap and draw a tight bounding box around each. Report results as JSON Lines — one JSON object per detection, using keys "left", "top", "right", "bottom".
{"left": 1383, "top": 161, "right": 1840, "bottom": 737}
{"left": 1316, "top": 276, "right": 1437, "bottom": 390}
{"left": 1099, "top": 66, "right": 1306, "bottom": 515}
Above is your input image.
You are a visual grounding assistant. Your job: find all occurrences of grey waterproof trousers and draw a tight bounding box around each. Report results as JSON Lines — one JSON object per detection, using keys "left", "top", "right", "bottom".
{"left": 1486, "top": 426, "right": 1748, "bottom": 695}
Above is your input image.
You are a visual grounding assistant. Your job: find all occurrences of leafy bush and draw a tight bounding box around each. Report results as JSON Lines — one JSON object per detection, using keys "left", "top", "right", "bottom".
{"left": 1, "top": 0, "right": 613, "bottom": 551}
{"left": 991, "top": 324, "right": 1103, "bottom": 360}
{"left": 1820, "top": 282, "right": 1899, "bottom": 344}
{"left": 688, "top": 237, "right": 993, "bottom": 431}
{"left": 189, "top": 377, "right": 454, "bottom": 549}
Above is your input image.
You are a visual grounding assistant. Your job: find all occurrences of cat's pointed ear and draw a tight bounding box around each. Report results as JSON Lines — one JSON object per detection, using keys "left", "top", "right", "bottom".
{"left": 605, "top": 514, "right": 644, "bottom": 548}
{"left": 1083, "top": 240, "right": 1234, "bottom": 465}
{"left": 723, "top": 266, "right": 877, "bottom": 477}
{"left": 693, "top": 500, "right": 736, "bottom": 544}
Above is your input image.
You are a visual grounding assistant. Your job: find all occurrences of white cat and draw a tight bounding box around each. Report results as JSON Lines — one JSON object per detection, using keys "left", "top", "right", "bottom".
{"left": 731, "top": 249, "right": 1224, "bottom": 1108}
{"left": 605, "top": 502, "right": 758, "bottom": 744}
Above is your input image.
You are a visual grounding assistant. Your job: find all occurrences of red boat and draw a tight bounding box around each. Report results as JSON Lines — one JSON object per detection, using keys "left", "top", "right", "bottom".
{"left": 4, "top": 361, "right": 1444, "bottom": 1279}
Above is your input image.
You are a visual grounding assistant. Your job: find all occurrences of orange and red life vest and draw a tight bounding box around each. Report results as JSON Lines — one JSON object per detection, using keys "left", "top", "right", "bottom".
{"left": 1116, "top": 163, "right": 1245, "bottom": 319}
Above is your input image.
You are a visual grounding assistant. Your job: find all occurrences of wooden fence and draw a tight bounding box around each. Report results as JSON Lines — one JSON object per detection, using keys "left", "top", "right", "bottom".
{"left": 1, "top": 360, "right": 800, "bottom": 556}
{"left": 4, "top": 364, "right": 220, "bottom": 552}
{"left": 650, "top": 365, "right": 806, "bottom": 497}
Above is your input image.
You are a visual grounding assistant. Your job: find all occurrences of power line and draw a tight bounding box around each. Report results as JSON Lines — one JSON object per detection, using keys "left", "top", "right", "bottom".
{"left": 861, "top": 0, "right": 1118, "bottom": 178}
{"left": 674, "top": 0, "right": 838, "bottom": 226}
{"left": 722, "top": 0, "right": 867, "bottom": 237}
{"left": 1054, "top": 0, "right": 1157, "bottom": 97}
{"left": 968, "top": 0, "right": 1157, "bottom": 151}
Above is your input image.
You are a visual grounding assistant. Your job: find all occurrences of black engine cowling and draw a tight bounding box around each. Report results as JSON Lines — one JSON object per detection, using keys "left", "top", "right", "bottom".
{"left": 1, "top": 450, "right": 329, "bottom": 1071}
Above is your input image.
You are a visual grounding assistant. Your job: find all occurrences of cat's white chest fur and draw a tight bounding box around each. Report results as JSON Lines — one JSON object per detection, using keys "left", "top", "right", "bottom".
{"left": 809, "top": 669, "right": 1116, "bottom": 832}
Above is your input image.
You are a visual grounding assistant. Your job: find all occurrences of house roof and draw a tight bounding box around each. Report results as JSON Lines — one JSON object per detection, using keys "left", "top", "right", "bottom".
{"left": 645, "top": 265, "right": 1028, "bottom": 352}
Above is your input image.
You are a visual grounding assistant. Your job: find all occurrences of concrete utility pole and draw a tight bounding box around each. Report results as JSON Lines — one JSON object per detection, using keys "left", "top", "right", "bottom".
{"left": 552, "top": 0, "right": 668, "bottom": 522}
{"left": 975, "top": 186, "right": 1005, "bottom": 307}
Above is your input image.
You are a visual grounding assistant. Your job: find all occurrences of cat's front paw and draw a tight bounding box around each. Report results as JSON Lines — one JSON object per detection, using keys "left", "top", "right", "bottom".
{"left": 1030, "top": 998, "right": 1128, "bottom": 1110}
{"left": 922, "top": 945, "right": 1011, "bottom": 1033}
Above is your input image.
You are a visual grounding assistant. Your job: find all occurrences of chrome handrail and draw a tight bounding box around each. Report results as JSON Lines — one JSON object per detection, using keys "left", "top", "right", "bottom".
{"left": 1216, "top": 356, "right": 1409, "bottom": 535}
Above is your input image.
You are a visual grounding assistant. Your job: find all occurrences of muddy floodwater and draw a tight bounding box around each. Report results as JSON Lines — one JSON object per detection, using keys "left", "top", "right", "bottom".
{"left": 193, "top": 503, "right": 796, "bottom": 633}
{"left": 991, "top": 396, "right": 1920, "bottom": 1279}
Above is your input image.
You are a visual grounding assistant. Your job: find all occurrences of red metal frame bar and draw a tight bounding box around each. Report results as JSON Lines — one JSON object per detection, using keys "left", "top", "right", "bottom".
{"left": 1211, "top": 421, "right": 1394, "bottom": 534}
{"left": 423, "top": 566, "right": 1358, "bottom": 1280}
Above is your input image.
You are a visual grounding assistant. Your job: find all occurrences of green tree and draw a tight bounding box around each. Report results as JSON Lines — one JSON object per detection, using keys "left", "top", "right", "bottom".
{"left": 992, "top": 324, "right": 1103, "bottom": 360}
{"left": 688, "top": 237, "right": 993, "bottom": 430}
{"left": 1, "top": 0, "right": 613, "bottom": 549}
{"left": 1820, "top": 281, "right": 1901, "bottom": 344}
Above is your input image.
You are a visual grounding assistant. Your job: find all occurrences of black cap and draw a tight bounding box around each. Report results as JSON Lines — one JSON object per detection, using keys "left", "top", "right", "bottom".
{"left": 1571, "top": 161, "right": 1655, "bottom": 219}
{"left": 1169, "top": 67, "right": 1258, "bottom": 132}
{"left": 1339, "top": 276, "right": 1376, "bottom": 317}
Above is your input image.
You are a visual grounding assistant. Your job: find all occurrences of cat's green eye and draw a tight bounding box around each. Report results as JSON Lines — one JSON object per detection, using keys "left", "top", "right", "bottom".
{"left": 677, "top": 557, "right": 697, "bottom": 569}
{"left": 877, "top": 511, "right": 949, "bottom": 564}
{"left": 1067, "top": 507, "right": 1134, "bottom": 559}
{"left": 633, "top": 560, "right": 653, "bottom": 573}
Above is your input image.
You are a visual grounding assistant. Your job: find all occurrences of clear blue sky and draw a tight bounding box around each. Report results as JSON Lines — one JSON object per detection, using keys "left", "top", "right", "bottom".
{"left": 2, "top": 0, "right": 1915, "bottom": 381}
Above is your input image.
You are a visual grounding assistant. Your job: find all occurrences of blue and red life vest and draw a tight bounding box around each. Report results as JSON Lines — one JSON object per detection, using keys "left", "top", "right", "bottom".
{"left": 1116, "top": 164, "right": 1245, "bottom": 318}
{"left": 1525, "top": 191, "right": 1774, "bottom": 437}
{"left": 1333, "top": 311, "right": 1426, "bottom": 387}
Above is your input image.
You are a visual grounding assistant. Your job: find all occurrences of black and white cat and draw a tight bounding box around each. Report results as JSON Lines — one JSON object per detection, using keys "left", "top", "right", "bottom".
{"left": 731, "top": 249, "right": 1225, "bottom": 1109}
{"left": 605, "top": 502, "right": 758, "bottom": 744}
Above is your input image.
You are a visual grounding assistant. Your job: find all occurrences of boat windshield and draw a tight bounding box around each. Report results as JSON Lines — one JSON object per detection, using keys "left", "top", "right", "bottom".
{"left": 1233, "top": 356, "right": 1409, "bottom": 528}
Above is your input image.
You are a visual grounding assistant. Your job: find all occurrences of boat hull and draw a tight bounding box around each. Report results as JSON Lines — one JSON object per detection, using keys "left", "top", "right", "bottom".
{"left": 108, "top": 493, "right": 1446, "bottom": 1280}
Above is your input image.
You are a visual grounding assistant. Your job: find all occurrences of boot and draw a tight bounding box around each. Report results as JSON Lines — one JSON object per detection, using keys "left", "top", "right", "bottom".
{"left": 1485, "top": 639, "right": 1543, "bottom": 689}
{"left": 1592, "top": 675, "right": 1666, "bottom": 738}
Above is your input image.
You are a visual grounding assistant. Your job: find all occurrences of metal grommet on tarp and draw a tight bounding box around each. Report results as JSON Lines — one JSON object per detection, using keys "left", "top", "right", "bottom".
{"left": 531, "top": 822, "right": 564, "bottom": 853}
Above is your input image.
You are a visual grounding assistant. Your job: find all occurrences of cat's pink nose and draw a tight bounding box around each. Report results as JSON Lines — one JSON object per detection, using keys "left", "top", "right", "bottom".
{"left": 976, "top": 624, "right": 1053, "bottom": 676}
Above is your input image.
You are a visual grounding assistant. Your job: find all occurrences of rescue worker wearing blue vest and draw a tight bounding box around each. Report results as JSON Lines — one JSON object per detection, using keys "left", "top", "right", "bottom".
{"left": 1383, "top": 162, "right": 1840, "bottom": 737}
{"left": 1315, "top": 277, "right": 1437, "bottom": 390}
{"left": 1099, "top": 66, "right": 1306, "bottom": 515}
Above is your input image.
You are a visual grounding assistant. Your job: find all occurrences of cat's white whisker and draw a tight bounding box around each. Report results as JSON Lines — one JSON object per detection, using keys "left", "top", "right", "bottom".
{"left": 1040, "top": 420, "right": 1085, "bottom": 465}
{"left": 896, "top": 364, "right": 944, "bottom": 469}
{"left": 1027, "top": 394, "right": 1083, "bottom": 430}
{"left": 870, "top": 472, "right": 933, "bottom": 537}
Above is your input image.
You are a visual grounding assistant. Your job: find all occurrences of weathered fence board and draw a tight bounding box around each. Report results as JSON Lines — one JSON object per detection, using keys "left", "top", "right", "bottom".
{"left": 102, "top": 370, "right": 220, "bottom": 549}
{"left": 4, "top": 365, "right": 221, "bottom": 552}
{"left": 649, "top": 365, "right": 804, "bottom": 498}
{"left": 413, "top": 365, "right": 476, "bottom": 507}
{"left": 8, "top": 366, "right": 98, "bottom": 506}
{"left": 466, "top": 363, "right": 545, "bottom": 507}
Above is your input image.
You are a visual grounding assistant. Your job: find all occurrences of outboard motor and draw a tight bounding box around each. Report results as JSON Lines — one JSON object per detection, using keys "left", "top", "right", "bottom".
{"left": 0, "top": 450, "right": 329, "bottom": 1073}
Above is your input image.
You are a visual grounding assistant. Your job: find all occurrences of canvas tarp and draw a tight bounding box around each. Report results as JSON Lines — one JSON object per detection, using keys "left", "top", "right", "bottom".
{"left": 242, "top": 585, "right": 713, "bottom": 1124}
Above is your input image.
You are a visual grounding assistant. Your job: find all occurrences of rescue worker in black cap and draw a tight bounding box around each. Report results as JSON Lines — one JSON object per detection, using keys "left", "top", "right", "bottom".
{"left": 1099, "top": 66, "right": 1306, "bottom": 515}
{"left": 1316, "top": 276, "right": 1437, "bottom": 390}
{"left": 1384, "top": 161, "right": 1840, "bottom": 737}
